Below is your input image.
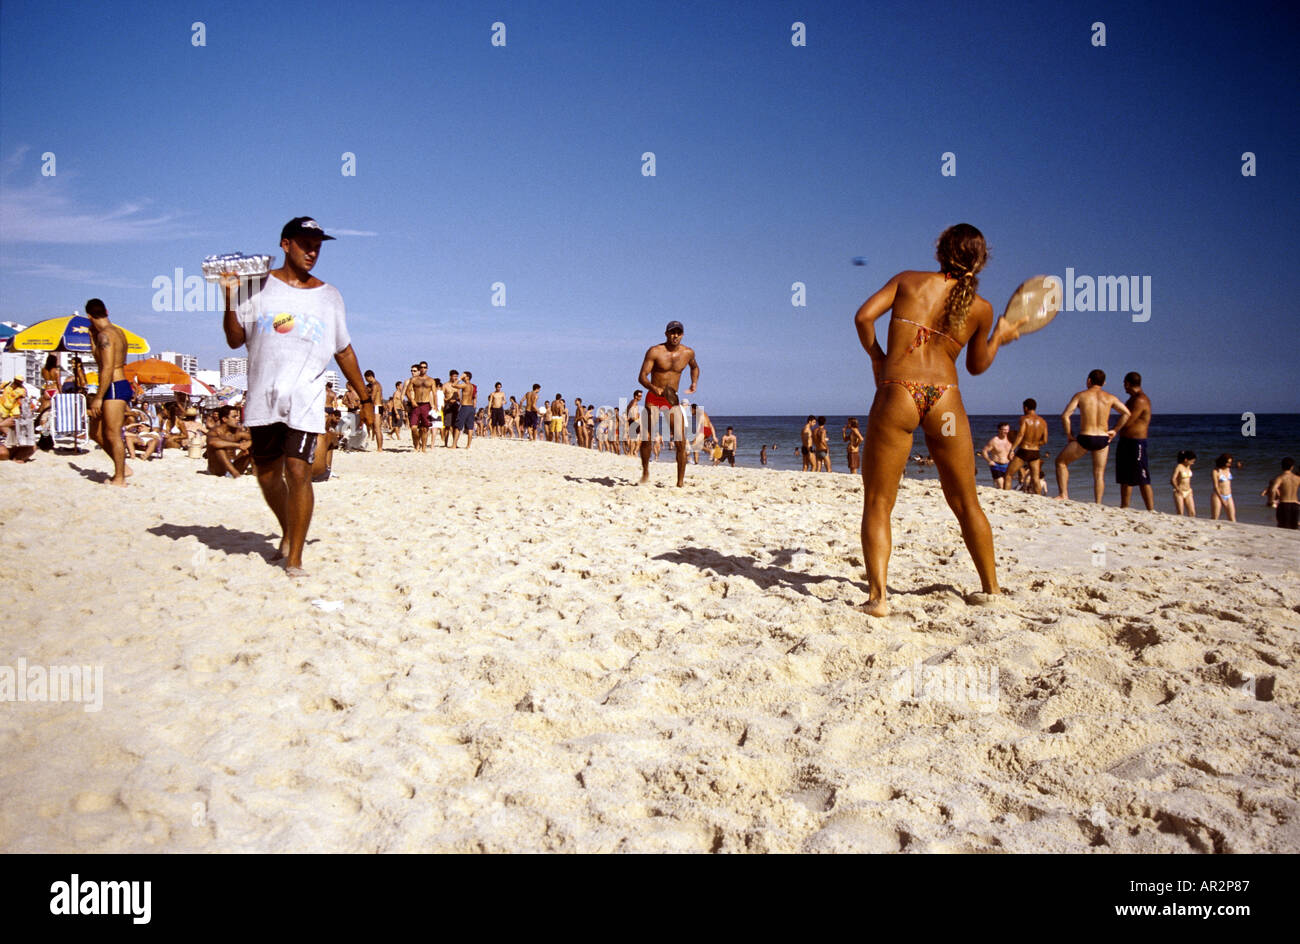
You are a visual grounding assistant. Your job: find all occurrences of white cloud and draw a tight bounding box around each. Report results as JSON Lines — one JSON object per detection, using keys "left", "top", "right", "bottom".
{"left": 0, "top": 149, "right": 187, "bottom": 244}
{"left": 0, "top": 257, "right": 140, "bottom": 290}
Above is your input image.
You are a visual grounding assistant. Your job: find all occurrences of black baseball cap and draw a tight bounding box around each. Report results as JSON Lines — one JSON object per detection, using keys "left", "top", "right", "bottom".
{"left": 665, "top": 320, "right": 684, "bottom": 334}
{"left": 281, "top": 217, "right": 336, "bottom": 242}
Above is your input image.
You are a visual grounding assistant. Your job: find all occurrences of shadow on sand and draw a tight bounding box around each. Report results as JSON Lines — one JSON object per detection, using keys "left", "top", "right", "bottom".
{"left": 654, "top": 546, "right": 868, "bottom": 597}
{"left": 145, "top": 522, "right": 309, "bottom": 559}
{"left": 68, "top": 463, "right": 113, "bottom": 484}
{"left": 562, "top": 475, "right": 623, "bottom": 488}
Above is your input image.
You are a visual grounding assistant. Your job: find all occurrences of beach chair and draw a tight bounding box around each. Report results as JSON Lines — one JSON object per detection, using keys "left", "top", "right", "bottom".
{"left": 51, "top": 393, "right": 88, "bottom": 452}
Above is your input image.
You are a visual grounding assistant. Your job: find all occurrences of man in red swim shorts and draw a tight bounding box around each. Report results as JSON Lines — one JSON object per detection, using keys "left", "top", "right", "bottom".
{"left": 636, "top": 320, "right": 699, "bottom": 487}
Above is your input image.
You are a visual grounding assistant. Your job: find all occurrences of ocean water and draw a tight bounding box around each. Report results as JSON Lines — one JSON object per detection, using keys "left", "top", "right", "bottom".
{"left": 682, "top": 414, "right": 1300, "bottom": 529}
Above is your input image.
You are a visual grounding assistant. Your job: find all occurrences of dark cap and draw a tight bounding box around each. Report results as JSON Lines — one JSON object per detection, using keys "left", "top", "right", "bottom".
{"left": 280, "top": 217, "right": 336, "bottom": 242}
{"left": 665, "top": 320, "right": 684, "bottom": 334}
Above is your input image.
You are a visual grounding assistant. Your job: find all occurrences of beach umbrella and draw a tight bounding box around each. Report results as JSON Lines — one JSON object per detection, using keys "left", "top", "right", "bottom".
{"left": 141, "top": 378, "right": 214, "bottom": 399}
{"left": 10, "top": 314, "right": 149, "bottom": 354}
{"left": 127, "top": 358, "right": 191, "bottom": 385}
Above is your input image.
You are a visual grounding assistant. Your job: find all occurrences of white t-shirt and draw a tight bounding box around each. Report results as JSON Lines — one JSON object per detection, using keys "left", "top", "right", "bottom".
{"left": 237, "top": 275, "right": 351, "bottom": 434}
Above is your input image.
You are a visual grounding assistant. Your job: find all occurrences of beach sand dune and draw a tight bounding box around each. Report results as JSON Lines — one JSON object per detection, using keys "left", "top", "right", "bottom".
{"left": 3, "top": 442, "right": 1297, "bottom": 852}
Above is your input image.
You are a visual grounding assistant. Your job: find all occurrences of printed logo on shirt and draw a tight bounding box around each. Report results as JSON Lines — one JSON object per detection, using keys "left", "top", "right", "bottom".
{"left": 257, "top": 311, "right": 324, "bottom": 344}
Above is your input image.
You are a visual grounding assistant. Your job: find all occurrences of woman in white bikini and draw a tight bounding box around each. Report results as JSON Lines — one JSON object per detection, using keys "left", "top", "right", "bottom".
{"left": 1211, "top": 453, "right": 1236, "bottom": 522}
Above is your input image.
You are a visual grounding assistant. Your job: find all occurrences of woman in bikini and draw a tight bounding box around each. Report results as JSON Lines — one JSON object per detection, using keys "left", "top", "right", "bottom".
{"left": 1172, "top": 450, "right": 1196, "bottom": 517}
{"left": 853, "top": 223, "right": 1018, "bottom": 616}
{"left": 1210, "top": 453, "right": 1236, "bottom": 522}
{"left": 844, "top": 417, "right": 863, "bottom": 474}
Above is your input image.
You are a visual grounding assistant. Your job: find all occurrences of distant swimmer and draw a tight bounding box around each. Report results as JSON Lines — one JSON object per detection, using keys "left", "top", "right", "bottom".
{"left": 1264, "top": 458, "right": 1300, "bottom": 529}
{"left": 1055, "top": 369, "right": 1131, "bottom": 503}
{"left": 853, "top": 223, "right": 1019, "bottom": 615}
{"left": 636, "top": 321, "right": 698, "bottom": 486}
{"left": 980, "top": 421, "right": 1014, "bottom": 488}
{"left": 1003, "top": 399, "right": 1048, "bottom": 494}
{"left": 1116, "top": 371, "right": 1154, "bottom": 510}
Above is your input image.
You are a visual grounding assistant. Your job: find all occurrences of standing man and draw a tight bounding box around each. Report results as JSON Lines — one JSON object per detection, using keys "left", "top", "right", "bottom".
{"left": 721, "top": 427, "right": 738, "bottom": 467}
{"left": 523, "top": 384, "right": 542, "bottom": 441}
{"left": 1264, "top": 458, "right": 1300, "bottom": 529}
{"left": 364, "top": 370, "right": 383, "bottom": 452}
{"left": 1055, "top": 369, "right": 1131, "bottom": 503}
{"left": 1003, "top": 398, "right": 1049, "bottom": 494}
{"left": 800, "top": 416, "right": 817, "bottom": 471}
{"left": 442, "top": 368, "right": 460, "bottom": 447}
{"left": 980, "top": 422, "right": 1014, "bottom": 489}
{"left": 452, "top": 370, "right": 476, "bottom": 448}
{"left": 1116, "top": 371, "right": 1154, "bottom": 510}
{"left": 636, "top": 320, "right": 699, "bottom": 487}
{"left": 814, "top": 417, "right": 831, "bottom": 471}
{"left": 221, "top": 216, "right": 371, "bottom": 576}
{"left": 85, "top": 298, "right": 131, "bottom": 486}
{"left": 488, "top": 382, "right": 507, "bottom": 438}
{"left": 406, "top": 362, "right": 435, "bottom": 452}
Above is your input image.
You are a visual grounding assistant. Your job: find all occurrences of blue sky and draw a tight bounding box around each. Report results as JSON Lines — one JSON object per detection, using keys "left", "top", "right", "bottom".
{"left": 2, "top": 0, "right": 1296, "bottom": 414}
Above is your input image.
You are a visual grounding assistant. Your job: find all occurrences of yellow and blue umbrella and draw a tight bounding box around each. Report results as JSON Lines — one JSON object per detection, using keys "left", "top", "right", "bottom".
{"left": 10, "top": 314, "right": 149, "bottom": 354}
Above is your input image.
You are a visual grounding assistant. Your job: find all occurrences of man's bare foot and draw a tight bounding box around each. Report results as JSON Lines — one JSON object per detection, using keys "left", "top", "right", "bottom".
{"left": 858, "top": 597, "right": 890, "bottom": 617}
{"left": 283, "top": 565, "right": 308, "bottom": 579}
{"left": 107, "top": 478, "right": 128, "bottom": 487}
{"left": 638, "top": 472, "right": 650, "bottom": 484}
{"left": 965, "top": 590, "right": 1004, "bottom": 606}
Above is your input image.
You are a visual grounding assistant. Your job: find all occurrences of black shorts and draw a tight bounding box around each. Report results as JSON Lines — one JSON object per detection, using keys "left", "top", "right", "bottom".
{"left": 1115, "top": 437, "right": 1150, "bottom": 486}
{"left": 444, "top": 402, "right": 459, "bottom": 427}
{"left": 1278, "top": 502, "right": 1300, "bottom": 529}
{"left": 491, "top": 406, "right": 505, "bottom": 428}
{"left": 250, "top": 423, "right": 318, "bottom": 466}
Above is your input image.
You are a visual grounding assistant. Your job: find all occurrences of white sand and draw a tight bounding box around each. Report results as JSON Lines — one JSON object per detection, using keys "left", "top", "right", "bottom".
{"left": 2, "top": 440, "right": 1298, "bottom": 853}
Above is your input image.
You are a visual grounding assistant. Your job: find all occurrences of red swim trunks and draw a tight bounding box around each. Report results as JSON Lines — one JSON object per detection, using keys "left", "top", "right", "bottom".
{"left": 645, "top": 392, "right": 672, "bottom": 410}
{"left": 411, "top": 402, "right": 432, "bottom": 428}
